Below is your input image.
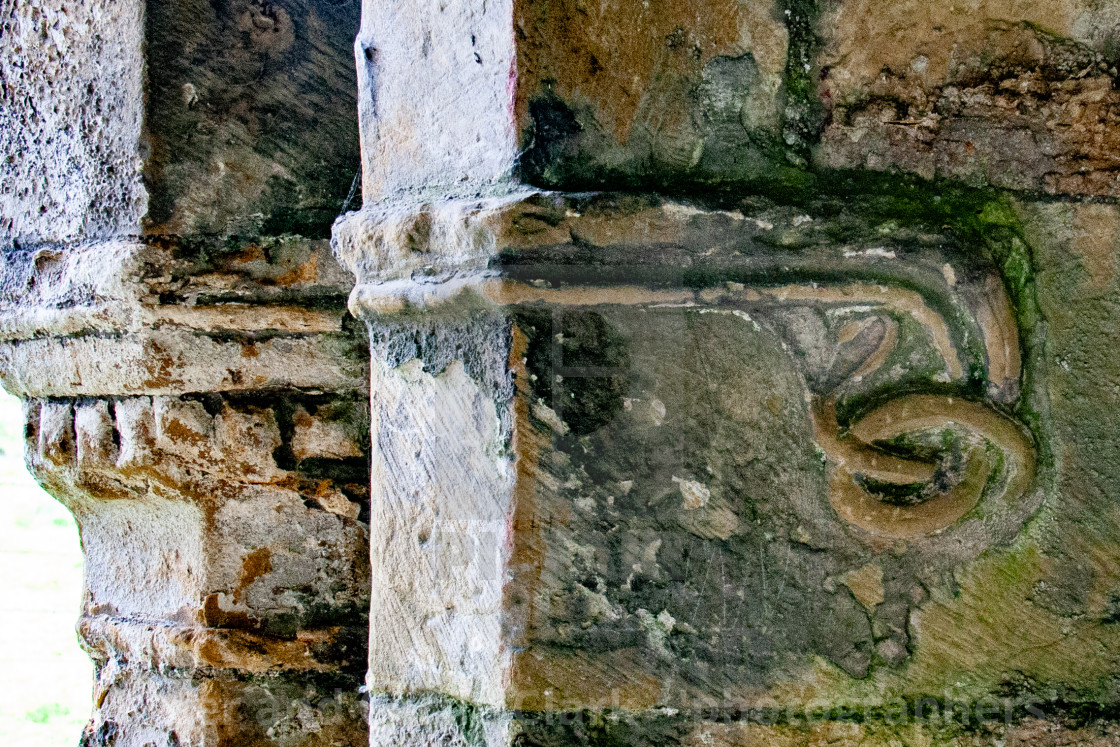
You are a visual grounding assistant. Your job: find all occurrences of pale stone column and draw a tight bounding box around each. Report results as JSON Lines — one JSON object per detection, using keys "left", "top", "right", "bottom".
{"left": 0, "top": 0, "right": 372, "bottom": 743}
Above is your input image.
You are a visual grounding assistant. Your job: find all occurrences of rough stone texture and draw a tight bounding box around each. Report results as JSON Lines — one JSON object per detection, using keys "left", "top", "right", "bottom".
{"left": 7, "top": 0, "right": 1120, "bottom": 744}
{"left": 356, "top": 0, "right": 518, "bottom": 201}
{"left": 816, "top": 2, "right": 1120, "bottom": 196}
{"left": 0, "top": 0, "right": 146, "bottom": 243}
{"left": 27, "top": 388, "right": 372, "bottom": 744}
{"left": 0, "top": 238, "right": 366, "bottom": 398}
{"left": 0, "top": 0, "right": 368, "bottom": 742}
{"left": 353, "top": 0, "right": 801, "bottom": 202}
{"left": 674, "top": 718, "right": 1120, "bottom": 745}
{"left": 369, "top": 353, "right": 514, "bottom": 707}
{"left": 344, "top": 192, "right": 1055, "bottom": 735}
{"left": 0, "top": 237, "right": 374, "bottom": 746}
{"left": 84, "top": 673, "right": 369, "bottom": 746}
{"left": 514, "top": 0, "right": 790, "bottom": 187}
{"left": 2, "top": 0, "right": 361, "bottom": 242}
{"left": 341, "top": 183, "right": 1120, "bottom": 745}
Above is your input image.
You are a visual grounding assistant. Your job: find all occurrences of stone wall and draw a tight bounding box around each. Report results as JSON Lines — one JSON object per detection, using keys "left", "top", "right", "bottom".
{"left": 4, "top": 0, "right": 1120, "bottom": 745}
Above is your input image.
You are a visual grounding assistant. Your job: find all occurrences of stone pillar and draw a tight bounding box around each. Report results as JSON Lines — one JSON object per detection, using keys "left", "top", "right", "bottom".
{"left": 336, "top": 1, "right": 1120, "bottom": 745}
{"left": 0, "top": 0, "right": 371, "bottom": 743}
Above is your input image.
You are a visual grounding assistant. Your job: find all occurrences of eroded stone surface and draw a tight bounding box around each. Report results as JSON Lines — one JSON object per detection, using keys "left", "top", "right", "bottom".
{"left": 0, "top": 225, "right": 370, "bottom": 745}
{"left": 817, "top": 4, "right": 1120, "bottom": 196}
{"left": 369, "top": 354, "right": 514, "bottom": 706}
{"left": 356, "top": 0, "right": 518, "bottom": 201}
{"left": 83, "top": 670, "right": 369, "bottom": 746}
{"left": 27, "top": 389, "right": 371, "bottom": 746}
{"left": 347, "top": 191, "right": 1063, "bottom": 738}
{"left": 0, "top": 0, "right": 145, "bottom": 243}
{"left": 514, "top": 0, "right": 789, "bottom": 187}
{"left": 0, "top": 236, "right": 367, "bottom": 397}
{"left": 0, "top": 0, "right": 372, "bottom": 742}
{"left": 7, "top": 0, "right": 1120, "bottom": 743}
{"left": 29, "top": 391, "right": 371, "bottom": 620}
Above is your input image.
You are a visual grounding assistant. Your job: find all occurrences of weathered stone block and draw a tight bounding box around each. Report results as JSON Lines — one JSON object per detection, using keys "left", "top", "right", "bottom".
{"left": 0, "top": 0, "right": 371, "bottom": 742}
{"left": 355, "top": 0, "right": 801, "bottom": 201}
{"left": 0, "top": 0, "right": 145, "bottom": 243}
{"left": 6, "top": 0, "right": 1120, "bottom": 742}
{"left": 81, "top": 670, "right": 368, "bottom": 746}
{"left": 0, "top": 226, "right": 371, "bottom": 743}
{"left": 144, "top": 0, "right": 362, "bottom": 236}
{"left": 0, "top": 236, "right": 367, "bottom": 398}
{"left": 356, "top": 0, "right": 519, "bottom": 202}
{"left": 27, "top": 390, "right": 371, "bottom": 643}
{"left": 816, "top": 1, "right": 1120, "bottom": 197}
{"left": 25, "top": 390, "right": 371, "bottom": 745}
{"left": 340, "top": 190, "right": 1097, "bottom": 743}
{"left": 514, "top": 0, "right": 790, "bottom": 187}
{"left": 1, "top": 0, "right": 361, "bottom": 245}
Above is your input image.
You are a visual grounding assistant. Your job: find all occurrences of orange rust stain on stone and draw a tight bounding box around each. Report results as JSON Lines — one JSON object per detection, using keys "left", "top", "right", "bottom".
{"left": 293, "top": 407, "right": 315, "bottom": 432}
{"left": 140, "top": 341, "right": 179, "bottom": 391}
{"left": 159, "top": 416, "right": 210, "bottom": 448}
{"left": 197, "top": 636, "right": 231, "bottom": 668}
{"left": 235, "top": 547, "right": 273, "bottom": 603}
{"left": 272, "top": 252, "right": 320, "bottom": 286}
{"left": 504, "top": 325, "right": 551, "bottom": 701}
{"left": 232, "top": 244, "right": 268, "bottom": 264}
{"left": 240, "top": 547, "right": 273, "bottom": 586}
{"left": 202, "top": 593, "right": 256, "bottom": 629}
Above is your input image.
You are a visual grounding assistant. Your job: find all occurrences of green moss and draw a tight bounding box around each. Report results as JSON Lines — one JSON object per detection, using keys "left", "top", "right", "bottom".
{"left": 834, "top": 308, "right": 985, "bottom": 428}
{"left": 955, "top": 441, "right": 1007, "bottom": 525}
{"left": 450, "top": 699, "right": 488, "bottom": 747}
{"left": 511, "top": 699, "right": 1120, "bottom": 743}
{"left": 780, "top": 0, "right": 825, "bottom": 164}
{"left": 791, "top": 171, "right": 1052, "bottom": 471}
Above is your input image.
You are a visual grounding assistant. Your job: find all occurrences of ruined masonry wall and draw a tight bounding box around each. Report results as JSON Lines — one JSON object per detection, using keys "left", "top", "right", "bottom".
{"left": 4, "top": 0, "right": 1120, "bottom": 746}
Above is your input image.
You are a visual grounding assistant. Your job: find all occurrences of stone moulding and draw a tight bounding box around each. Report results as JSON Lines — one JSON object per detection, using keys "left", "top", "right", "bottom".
{"left": 0, "top": 238, "right": 367, "bottom": 398}
{"left": 0, "top": 234, "right": 373, "bottom": 744}
{"left": 337, "top": 190, "right": 1045, "bottom": 743}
